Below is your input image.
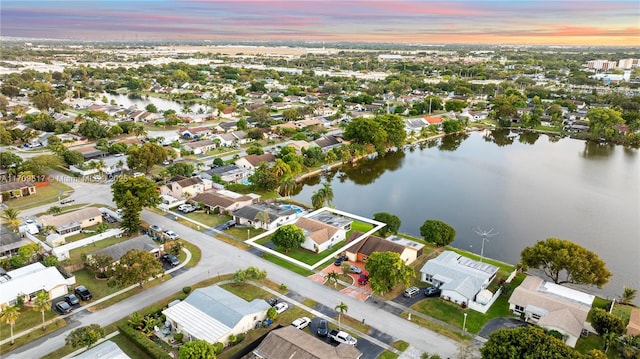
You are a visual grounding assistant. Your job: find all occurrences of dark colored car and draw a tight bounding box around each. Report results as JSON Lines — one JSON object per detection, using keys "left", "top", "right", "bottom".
{"left": 56, "top": 301, "right": 72, "bottom": 314}
{"left": 266, "top": 297, "right": 278, "bottom": 306}
{"left": 64, "top": 294, "right": 80, "bottom": 306}
{"left": 162, "top": 253, "right": 180, "bottom": 267}
{"left": 357, "top": 273, "right": 369, "bottom": 285}
{"left": 333, "top": 255, "right": 348, "bottom": 266}
{"left": 424, "top": 287, "right": 442, "bottom": 297}
{"left": 317, "top": 319, "right": 329, "bottom": 337}
{"left": 74, "top": 286, "right": 92, "bottom": 301}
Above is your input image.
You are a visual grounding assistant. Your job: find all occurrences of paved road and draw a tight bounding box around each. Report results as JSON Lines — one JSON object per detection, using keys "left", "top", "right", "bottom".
{"left": 7, "top": 195, "right": 460, "bottom": 358}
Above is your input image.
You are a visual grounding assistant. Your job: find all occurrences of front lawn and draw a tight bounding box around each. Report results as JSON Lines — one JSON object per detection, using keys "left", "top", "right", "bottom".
{"left": 67, "top": 236, "right": 130, "bottom": 265}
{"left": 182, "top": 211, "right": 229, "bottom": 228}
{"left": 575, "top": 334, "right": 621, "bottom": 359}
{"left": 256, "top": 235, "right": 345, "bottom": 266}
{"left": 260, "top": 253, "right": 314, "bottom": 276}
{"left": 9, "top": 181, "right": 73, "bottom": 210}
{"left": 73, "top": 269, "right": 120, "bottom": 303}
{"left": 0, "top": 305, "right": 60, "bottom": 341}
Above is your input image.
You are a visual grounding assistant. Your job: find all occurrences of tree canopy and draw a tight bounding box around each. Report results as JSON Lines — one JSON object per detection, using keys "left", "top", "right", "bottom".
{"left": 127, "top": 142, "right": 167, "bottom": 173}
{"left": 365, "top": 251, "right": 414, "bottom": 294}
{"left": 520, "top": 238, "right": 612, "bottom": 287}
{"left": 590, "top": 308, "right": 626, "bottom": 335}
{"left": 420, "top": 220, "right": 456, "bottom": 246}
{"left": 481, "top": 326, "right": 580, "bottom": 359}
{"left": 65, "top": 324, "right": 105, "bottom": 349}
{"left": 108, "top": 249, "right": 164, "bottom": 288}
{"left": 111, "top": 176, "right": 161, "bottom": 235}
{"left": 179, "top": 339, "right": 217, "bottom": 359}
{"left": 587, "top": 108, "right": 625, "bottom": 140}
{"left": 373, "top": 212, "right": 401, "bottom": 236}
{"left": 271, "top": 224, "right": 305, "bottom": 253}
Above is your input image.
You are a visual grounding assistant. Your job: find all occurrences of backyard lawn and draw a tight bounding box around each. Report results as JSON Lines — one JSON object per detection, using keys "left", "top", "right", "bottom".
{"left": 256, "top": 234, "right": 345, "bottom": 266}
{"left": 8, "top": 181, "right": 74, "bottom": 210}
{"left": 182, "top": 211, "right": 229, "bottom": 228}
{"left": 67, "top": 236, "right": 129, "bottom": 264}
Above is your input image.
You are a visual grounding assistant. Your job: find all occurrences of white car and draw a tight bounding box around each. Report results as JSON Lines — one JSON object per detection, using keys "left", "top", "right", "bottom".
{"left": 164, "top": 230, "right": 180, "bottom": 240}
{"left": 291, "top": 317, "right": 310, "bottom": 330}
{"left": 274, "top": 302, "right": 289, "bottom": 314}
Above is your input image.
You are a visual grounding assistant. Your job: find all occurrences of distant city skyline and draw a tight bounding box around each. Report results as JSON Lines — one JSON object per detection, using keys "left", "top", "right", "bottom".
{"left": 2, "top": 0, "right": 639, "bottom": 46}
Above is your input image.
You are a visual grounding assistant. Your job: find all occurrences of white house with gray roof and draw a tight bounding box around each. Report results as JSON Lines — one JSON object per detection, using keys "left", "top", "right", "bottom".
{"left": 420, "top": 250, "right": 498, "bottom": 307}
{"left": 162, "top": 285, "right": 271, "bottom": 346}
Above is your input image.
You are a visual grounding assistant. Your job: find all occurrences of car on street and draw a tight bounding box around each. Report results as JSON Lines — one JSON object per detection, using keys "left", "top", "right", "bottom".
{"left": 317, "top": 318, "right": 329, "bottom": 336}
{"left": 164, "top": 230, "right": 180, "bottom": 240}
{"left": 149, "top": 224, "right": 162, "bottom": 232}
{"left": 162, "top": 253, "right": 180, "bottom": 266}
{"left": 424, "top": 287, "right": 442, "bottom": 297}
{"left": 60, "top": 198, "right": 75, "bottom": 204}
{"left": 349, "top": 265, "right": 362, "bottom": 274}
{"left": 274, "top": 302, "right": 289, "bottom": 314}
{"left": 403, "top": 286, "right": 420, "bottom": 298}
{"left": 74, "top": 286, "right": 92, "bottom": 301}
{"left": 218, "top": 220, "right": 236, "bottom": 230}
{"left": 334, "top": 255, "right": 348, "bottom": 266}
{"left": 64, "top": 294, "right": 80, "bottom": 306}
{"left": 291, "top": 317, "right": 311, "bottom": 330}
{"left": 55, "top": 301, "right": 72, "bottom": 314}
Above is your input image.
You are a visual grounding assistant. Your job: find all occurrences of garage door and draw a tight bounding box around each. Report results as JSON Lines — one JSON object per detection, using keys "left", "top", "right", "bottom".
{"left": 50, "top": 285, "right": 67, "bottom": 299}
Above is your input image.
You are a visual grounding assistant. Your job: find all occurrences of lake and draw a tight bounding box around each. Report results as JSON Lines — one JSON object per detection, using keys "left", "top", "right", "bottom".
{"left": 101, "top": 93, "right": 208, "bottom": 114}
{"left": 292, "top": 130, "right": 639, "bottom": 301}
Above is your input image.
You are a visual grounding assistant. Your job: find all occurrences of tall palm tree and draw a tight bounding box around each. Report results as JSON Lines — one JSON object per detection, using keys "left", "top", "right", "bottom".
{"left": 33, "top": 291, "right": 51, "bottom": 331}
{"left": 1, "top": 208, "right": 21, "bottom": 231}
{"left": 254, "top": 210, "right": 271, "bottom": 229}
{"left": 311, "top": 189, "right": 325, "bottom": 210}
{"left": 132, "top": 125, "right": 147, "bottom": 138}
{"left": 278, "top": 176, "right": 297, "bottom": 197}
{"left": 1, "top": 305, "right": 21, "bottom": 344}
{"left": 603, "top": 331, "right": 617, "bottom": 354}
{"left": 322, "top": 181, "right": 334, "bottom": 207}
{"left": 326, "top": 271, "right": 339, "bottom": 288}
{"left": 335, "top": 301, "right": 348, "bottom": 330}
{"left": 620, "top": 286, "right": 637, "bottom": 305}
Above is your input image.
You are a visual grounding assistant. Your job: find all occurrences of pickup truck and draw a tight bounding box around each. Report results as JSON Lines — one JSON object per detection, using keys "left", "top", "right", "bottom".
{"left": 328, "top": 329, "right": 357, "bottom": 346}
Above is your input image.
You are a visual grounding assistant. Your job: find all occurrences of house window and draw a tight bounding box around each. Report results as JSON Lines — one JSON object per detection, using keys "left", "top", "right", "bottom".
{"left": 530, "top": 313, "right": 542, "bottom": 321}
{"left": 424, "top": 274, "right": 433, "bottom": 282}
{"left": 514, "top": 305, "right": 524, "bottom": 313}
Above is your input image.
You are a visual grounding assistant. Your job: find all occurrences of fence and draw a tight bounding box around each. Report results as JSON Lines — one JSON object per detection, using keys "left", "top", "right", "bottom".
{"left": 52, "top": 228, "right": 123, "bottom": 260}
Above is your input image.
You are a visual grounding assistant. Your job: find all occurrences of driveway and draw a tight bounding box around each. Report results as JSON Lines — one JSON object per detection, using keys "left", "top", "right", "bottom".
{"left": 392, "top": 288, "right": 432, "bottom": 307}
{"left": 307, "top": 317, "right": 384, "bottom": 359}
{"left": 478, "top": 318, "right": 530, "bottom": 339}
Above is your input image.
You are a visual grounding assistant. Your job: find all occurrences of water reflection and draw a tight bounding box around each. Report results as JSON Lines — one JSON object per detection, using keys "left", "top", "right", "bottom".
{"left": 518, "top": 131, "right": 540, "bottom": 145}
{"left": 439, "top": 133, "right": 470, "bottom": 151}
{"left": 581, "top": 141, "right": 615, "bottom": 159}
{"left": 483, "top": 129, "right": 515, "bottom": 147}
{"left": 333, "top": 150, "right": 406, "bottom": 186}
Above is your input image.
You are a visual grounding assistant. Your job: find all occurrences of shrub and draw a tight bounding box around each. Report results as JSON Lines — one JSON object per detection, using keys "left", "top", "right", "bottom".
{"left": 118, "top": 323, "right": 171, "bottom": 359}
{"left": 213, "top": 342, "right": 224, "bottom": 354}
{"left": 279, "top": 283, "right": 288, "bottom": 290}
{"left": 174, "top": 332, "right": 184, "bottom": 342}
{"left": 547, "top": 330, "right": 564, "bottom": 340}
{"left": 591, "top": 308, "right": 625, "bottom": 335}
{"left": 183, "top": 286, "right": 191, "bottom": 294}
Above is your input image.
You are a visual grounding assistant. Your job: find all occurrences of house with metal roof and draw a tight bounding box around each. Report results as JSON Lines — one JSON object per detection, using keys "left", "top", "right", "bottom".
{"left": 508, "top": 275, "right": 594, "bottom": 347}
{"left": 162, "top": 285, "right": 270, "bottom": 346}
{"left": 0, "top": 262, "right": 74, "bottom": 310}
{"left": 73, "top": 340, "right": 130, "bottom": 359}
{"left": 419, "top": 250, "right": 498, "bottom": 306}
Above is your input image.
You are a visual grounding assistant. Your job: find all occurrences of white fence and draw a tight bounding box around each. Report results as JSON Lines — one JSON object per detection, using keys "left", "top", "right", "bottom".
{"left": 52, "top": 228, "right": 123, "bottom": 260}
{"left": 468, "top": 269, "right": 518, "bottom": 314}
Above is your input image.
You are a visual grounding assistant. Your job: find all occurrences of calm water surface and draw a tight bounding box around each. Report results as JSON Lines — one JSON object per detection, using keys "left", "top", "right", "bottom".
{"left": 293, "top": 130, "right": 639, "bottom": 300}
{"left": 101, "top": 93, "right": 206, "bottom": 113}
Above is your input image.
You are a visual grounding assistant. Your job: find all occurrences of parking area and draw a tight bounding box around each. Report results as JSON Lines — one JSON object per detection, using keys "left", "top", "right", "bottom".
{"left": 307, "top": 317, "right": 384, "bottom": 358}
{"left": 391, "top": 287, "right": 435, "bottom": 307}
{"left": 478, "top": 317, "right": 531, "bottom": 339}
{"left": 52, "top": 295, "right": 82, "bottom": 315}
{"left": 313, "top": 261, "right": 373, "bottom": 301}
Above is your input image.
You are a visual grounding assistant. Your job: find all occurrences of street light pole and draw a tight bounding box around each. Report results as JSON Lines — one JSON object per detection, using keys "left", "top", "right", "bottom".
{"left": 463, "top": 312, "right": 468, "bottom": 332}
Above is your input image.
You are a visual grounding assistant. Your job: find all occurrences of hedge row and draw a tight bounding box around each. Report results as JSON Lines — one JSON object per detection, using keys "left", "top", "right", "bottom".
{"left": 117, "top": 323, "right": 172, "bottom": 359}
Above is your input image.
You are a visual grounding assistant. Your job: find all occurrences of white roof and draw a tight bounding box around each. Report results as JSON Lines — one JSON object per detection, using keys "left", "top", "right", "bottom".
{"left": 539, "top": 281, "right": 595, "bottom": 307}
{"left": 73, "top": 340, "right": 130, "bottom": 359}
{"left": 0, "top": 263, "right": 68, "bottom": 305}
{"left": 163, "top": 301, "right": 231, "bottom": 343}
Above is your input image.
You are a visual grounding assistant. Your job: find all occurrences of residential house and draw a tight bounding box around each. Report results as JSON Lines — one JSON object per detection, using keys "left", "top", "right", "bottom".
{"left": 202, "top": 165, "right": 249, "bottom": 184}
{"left": 627, "top": 308, "right": 640, "bottom": 336}
{"left": 0, "top": 225, "right": 31, "bottom": 258}
{"left": 90, "top": 234, "right": 161, "bottom": 263}
{"left": 310, "top": 135, "right": 344, "bottom": 152}
{"left": 235, "top": 153, "right": 277, "bottom": 172}
{"left": 180, "top": 126, "right": 214, "bottom": 139}
{"left": 216, "top": 121, "right": 238, "bottom": 133}
{"left": 345, "top": 232, "right": 418, "bottom": 264}
{"left": 215, "top": 133, "right": 238, "bottom": 147}
{"left": 423, "top": 116, "right": 444, "bottom": 127}
{"left": 0, "top": 181, "right": 36, "bottom": 203}
{"left": 404, "top": 117, "right": 429, "bottom": 133}
{"left": 295, "top": 217, "right": 346, "bottom": 253}
{"left": 191, "top": 190, "right": 255, "bottom": 215}
{"left": 163, "top": 285, "right": 270, "bottom": 346}
{"left": 72, "top": 340, "right": 131, "bottom": 359}
{"left": 39, "top": 207, "right": 103, "bottom": 236}
{"left": 0, "top": 262, "right": 74, "bottom": 310}
{"left": 307, "top": 211, "right": 352, "bottom": 231}
{"left": 508, "top": 276, "right": 595, "bottom": 347}
{"left": 231, "top": 130, "right": 250, "bottom": 145}
{"left": 419, "top": 250, "right": 498, "bottom": 306}
{"left": 283, "top": 140, "right": 310, "bottom": 155}
{"left": 247, "top": 325, "right": 362, "bottom": 359}
{"left": 232, "top": 202, "right": 297, "bottom": 230}
{"left": 183, "top": 139, "right": 216, "bottom": 155}
{"left": 296, "top": 118, "right": 323, "bottom": 129}
{"left": 158, "top": 176, "right": 211, "bottom": 199}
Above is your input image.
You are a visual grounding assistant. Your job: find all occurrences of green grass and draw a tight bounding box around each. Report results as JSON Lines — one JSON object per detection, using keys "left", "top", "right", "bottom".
{"left": 0, "top": 306, "right": 60, "bottom": 341}
{"left": 181, "top": 240, "right": 201, "bottom": 267}
{"left": 8, "top": 182, "right": 73, "bottom": 210}
{"left": 73, "top": 269, "right": 121, "bottom": 303}
{"left": 260, "top": 253, "right": 314, "bottom": 276}
{"left": 301, "top": 298, "right": 317, "bottom": 307}
{"left": 256, "top": 236, "right": 345, "bottom": 265}
{"left": 0, "top": 318, "right": 66, "bottom": 355}
{"left": 391, "top": 340, "right": 410, "bottom": 351}
{"left": 378, "top": 351, "right": 399, "bottom": 359}
{"left": 347, "top": 221, "right": 375, "bottom": 238}
{"left": 575, "top": 334, "right": 621, "bottom": 359}
{"left": 63, "top": 222, "right": 120, "bottom": 243}
{"left": 446, "top": 247, "right": 516, "bottom": 272}
{"left": 182, "top": 212, "right": 229, "bottom": 228}
{"left": 220, "top": 282, "right": 271, "bottom": 302}
{"left": 227, "top": 226, "right": 265, "bottom": 241}
{"left": 400, "top": 311, "right": 469, "bottom": 342}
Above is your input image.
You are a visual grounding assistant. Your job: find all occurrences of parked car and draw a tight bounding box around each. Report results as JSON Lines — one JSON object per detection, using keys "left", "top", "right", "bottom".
{"left": 349, "top": 265, "right": 362, "bottom": 274}
{"left": 266, "top": 297, "right": 278, "bottom": 306}
{"left": 274, "top": 302, "right": 289, "bottom": 314}
{"left": 178, "top": 204, "right": 196, "bottom": 213}
{"left": 424, "top": 287, "right": 442, "bottom": 297}
{"left": 317, "top": 318, "right": 329, "bottom": 336}
{"left": 164, "top": 230, "right": 180, "bottom": 240}
{"left": 162, "top": 253, "right": 180, "bottom": 266}
{"left": 74, "top": 286, "right": 92, "bottom": 301}
{"left": 149, "top": 224, "right": 162, "bottom": 232}
{"left": 60, "top": 198, "right": 75, "bottom": 204}
{"left": 328, "top": 329, "right": 357, "bottom": 346}
{"left": 357, "top": 273, "right": 369, "bottom": 285}
{"left": 291, "top": 317, "right": 311, "bottom": 330}
{"left": 219, "top": 220, "right": 236, "bottom": 230}
{"left": 334, "top": 255, "right": 348, "bottom": 266}
{"left": 55, "top": 301, "right": 72, "bottom": 314}
{"left": 64, "top": 294, "right": 80, "bottom": 306}
{"left": 403, "top": 286, "right": 420, "bottom": 298}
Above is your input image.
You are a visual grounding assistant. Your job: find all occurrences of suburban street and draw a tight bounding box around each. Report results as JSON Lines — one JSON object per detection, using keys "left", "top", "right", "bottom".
{"left": 7, "top": 180, "right": 461, "bottom": 359}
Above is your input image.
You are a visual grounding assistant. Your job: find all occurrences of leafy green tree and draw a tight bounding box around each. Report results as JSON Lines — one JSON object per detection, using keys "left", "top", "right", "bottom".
{"left": 108, "top": 249, "right": 164, "bottom": 288}
{"left": 588, "top": 108, "right": 625, "bottom": 140}
{"left": 377, "top": 114, "right": 407, "bottom": 148}
{"left": 42, "top": 255, "right": 59, "bottom": 267}
{"left": 335, "top": 301, "right": 348, "bottom": 330}
{"left": 78, "top": 120, "right": 108, "bottom": 139}
{"left": 30, "top": 92, "right": 61, "bottom": 111}
{"left": 179, "top": 339, "right": 216, "bottom": 359}
{"left": 61, "top": 150, "right": 85, "bottom": 166}
{"left": 212, "top": 158, "right": 224, "bottom": 167}
{"left": 19, "top": 155, "right": 63, "bottom": 176}
{"left": 373, "top": 212, "right": 401, "bottom": 236}
{"left": 266, "top": 307, "right": 278, "bottom": 321}
{"left": 127, "top": 142, "right": 167, "bottom": 173}
{"left": 167, "top": 162, "right": 194, "bottom": 177}
{"left": 365, "top": 251, "right": 414, "bottom": 295}
{"left": 1, "top": 305, "right": 21, "bottom": 344}
{"left": 111, "top": 176, "right": 161, "bottom": 235}
{"left": 0, "top": 151, "right": 23, "bottom": 170}
{"left": 420, "top": 220, "right": 456, "bottom": 246}
{"left": 520, "top": 238, "right": 612, "bottom": 287}
{"left": 442, "top": 119, "right": 463, "bottom": 134}
{"left": 271, "top": 224, "right": 305, "bottom": 253}
{"left": 250, "top": 106, "right": 271, "bottom": 127}
{"left": 480, "top": 326, "right": 579, "bottom": 359}
{"left": 145, "top": 103, "right": 158, "bottom": 113}
{"left": 343, "top": 117, "right": 387, "bottom": 154}
{"left": 249, "top": 162, "right": 279, "bottom": 191}
{"left": 445, "top": 99, "right": 467, "bottom": 113}
{"left": 65, "top": 324, "right": 105, "bottom": 349}
{"left": 33, "top": 291, "right": 50, "bottom": 330}
{"left": 591, "top": 308, "right": 626, "bottom": 335}
{"left": 237, "top": 118, "right": 247, "bottom": 130}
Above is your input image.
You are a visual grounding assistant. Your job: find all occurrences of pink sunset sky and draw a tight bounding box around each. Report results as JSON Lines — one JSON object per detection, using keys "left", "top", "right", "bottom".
{"left": 1, "top": 0, "right": 639, "bottom": 46}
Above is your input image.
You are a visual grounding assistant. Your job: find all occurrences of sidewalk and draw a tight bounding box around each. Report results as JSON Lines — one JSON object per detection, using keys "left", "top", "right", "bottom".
{"left": 0, "top": 248, "right": 192, "bottom": 347}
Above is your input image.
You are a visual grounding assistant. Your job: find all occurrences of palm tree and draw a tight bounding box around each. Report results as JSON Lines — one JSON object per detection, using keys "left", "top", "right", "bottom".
{"left": 326, "top": 271, "right": 339, "bottom": 288}
{"left": 311, "top": 189, "right": 326, "bottom": 210}
{"left": 132, "top": 125, "right": 147, "bottom": 138}
{"left": 33, "top": 291, "right": 51, "bottom": 331}
{"left": 322, "top": 181, "right": 334, "bottom": 207}
{"left": 1, "top": 208, "right": 21, "bottom": 231}
{"left": 335, "top": 301, "right": 348, "bottom": 330}
{"left": 254, "top": 210, "right": 271, "bottom": 229}
{"left": 1, "top": 305, "right": 21, "bottom": 344}
{"left": 47, "top": 206, "right": 62, "bottom": 215}
{"left": 278, "top": 176, "right": 297, "bottom": 197}
{"left": 603, "top": 331, "right": 617, "bottom": 354}
{"left": 620, "top": 286, "right": 637, "bottom": 305}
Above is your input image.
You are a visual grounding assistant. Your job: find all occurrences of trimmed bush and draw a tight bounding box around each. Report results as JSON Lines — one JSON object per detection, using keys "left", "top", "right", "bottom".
{"left": 183, "top": 286, "right": 191, "bottom": 294}
{"left": 213, "top": 342, "right": 224, "bottom": 354}
{"left": 117, "top": 323, "right": 172, "bottom": 359}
